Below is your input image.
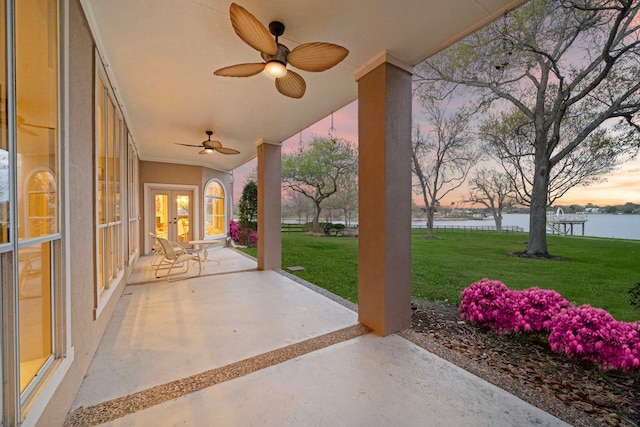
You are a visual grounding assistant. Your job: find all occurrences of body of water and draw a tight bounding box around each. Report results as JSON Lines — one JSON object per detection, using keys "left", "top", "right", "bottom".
{"left": 287, "top": 213, "right": 640, "bottom": 240}
{"left": 424, "top": 213, "right": 640, "bottom": 241}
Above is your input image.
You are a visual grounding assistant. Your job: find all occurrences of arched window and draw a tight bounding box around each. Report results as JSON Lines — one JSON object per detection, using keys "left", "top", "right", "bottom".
{"left": 27, "top": 170, "right": 57, "bottom": 237}
{"left": 204, "top": 180, "right": 225, "bottom": 237}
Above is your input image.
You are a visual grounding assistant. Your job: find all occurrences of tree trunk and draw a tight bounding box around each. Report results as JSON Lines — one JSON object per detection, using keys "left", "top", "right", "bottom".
{"left": 312, "top": 202, "right": 322, "bottom": 233}
{"left": 526, "top": 160, "right": 551, "bottom": 257}
{"left": 426, "top": 206, "right": 435, "bottom": 239}
{"left": 494, "top": 212, "right": 502, "bottom": 234}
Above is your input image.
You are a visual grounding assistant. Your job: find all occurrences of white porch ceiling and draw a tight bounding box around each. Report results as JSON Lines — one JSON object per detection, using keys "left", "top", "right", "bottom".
{"left": 80, "top": 0, "right": 527, "bottom": 172}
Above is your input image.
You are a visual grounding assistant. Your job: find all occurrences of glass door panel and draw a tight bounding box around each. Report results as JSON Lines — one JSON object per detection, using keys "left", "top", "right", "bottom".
{"left": 175, "top": 194, "right": 190, "bottom": 243}
{"left": 151, "top": 189, "right": 193, "bottom": 249}
{"left": 154, "top": 194, "right": 168, "bottom": 239}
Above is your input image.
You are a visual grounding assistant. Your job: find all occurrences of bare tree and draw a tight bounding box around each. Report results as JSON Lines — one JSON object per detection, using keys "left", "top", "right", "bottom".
{"left": 411, "top": 96, "right": 481, "bottom": 239}
{"left": 283, "top": 190, "right": 313, "bottom": 224}
{"left": 322, "top": 173, "right": 358, "bottom": 226}
{"left": 482, "top": 107, "right": 628, "bottom": 207}
{"left": 465, "top": 168, "right": 515, "bottom": 233}
{"left": 416, "top": 0, "right": 640, "bottom": 257}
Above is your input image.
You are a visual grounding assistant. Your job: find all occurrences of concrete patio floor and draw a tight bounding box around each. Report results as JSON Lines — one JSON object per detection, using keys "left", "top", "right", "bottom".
{"left": 65, "top": 249, "right": 568, "bottom": 426}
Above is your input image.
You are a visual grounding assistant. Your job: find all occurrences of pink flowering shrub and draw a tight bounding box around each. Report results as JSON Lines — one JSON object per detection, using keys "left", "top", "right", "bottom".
{"left": 229, "top": 219, "right": 258, "bottom": 247}
{"left": 459, "top": 278, "right": 516, "bottom": 333}
{"left": 511, "top": 288, "right": 571, "bottom": 333}
{"left": 460, "top": 279, "right": 640, "bottom": 372}
{"left": 548, "top": 305, "right": 640, "bottom": 371}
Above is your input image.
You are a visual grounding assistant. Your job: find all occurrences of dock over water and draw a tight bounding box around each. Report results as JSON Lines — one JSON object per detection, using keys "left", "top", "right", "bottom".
{"left": 547, "top": 209, "right": 587, "bottom": 236}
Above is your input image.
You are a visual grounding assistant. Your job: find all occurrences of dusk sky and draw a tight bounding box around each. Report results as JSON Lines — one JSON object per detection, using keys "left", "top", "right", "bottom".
{"left": 232, "top": 99, "right": 639, "bottom": 208}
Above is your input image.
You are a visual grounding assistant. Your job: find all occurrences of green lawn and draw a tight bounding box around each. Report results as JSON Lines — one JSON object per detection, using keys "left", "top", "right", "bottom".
{"left": 239, "top": 230, "right": 640, "bottom": 322}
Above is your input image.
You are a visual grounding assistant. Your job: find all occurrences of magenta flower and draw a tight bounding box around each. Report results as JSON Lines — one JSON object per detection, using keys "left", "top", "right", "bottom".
{"left": 459, "top": 280, "right": 639, "bottom": 372}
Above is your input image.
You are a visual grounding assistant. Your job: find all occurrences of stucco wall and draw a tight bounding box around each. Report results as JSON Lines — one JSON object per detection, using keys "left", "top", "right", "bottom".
{"left": 139, "top": 161, "right": 234, "bottom": 251}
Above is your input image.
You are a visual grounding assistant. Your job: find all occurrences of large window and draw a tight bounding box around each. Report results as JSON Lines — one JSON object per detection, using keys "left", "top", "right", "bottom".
{"left": 0, "top": 0, "right": 7, "bottom": 248}
{"left": 95, "top": 67, "right": 124, "bottom": 312}
{"left": 16, "top": 0, "right": 59, "bottom": 403}
{"left": 204, "top": 180, "right": 226, "bottom": 238}
{"left": 127, "top": 136, "right": 139, "bottom": 261}
{"left": 1, "top": 1, "right": 7, "bottom": 420}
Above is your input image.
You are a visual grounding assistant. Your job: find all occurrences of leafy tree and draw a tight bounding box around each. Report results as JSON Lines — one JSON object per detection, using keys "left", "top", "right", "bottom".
{"left": 411, "top": 94, "right": 481, "bottom": 239}
{"left": 465, "top": 168, "right": 515, "bottom": 233}
{"left": 282, "top": 137, "right": 357, "bottom": 232}
{"left": 238, "top": 180, "right": 257, "bottom": 229}
{"left": 416, "top": 0, "right": 640, "bottom": 257}
{"left": 321, "top": 172, "right": 358, "bottom": 226}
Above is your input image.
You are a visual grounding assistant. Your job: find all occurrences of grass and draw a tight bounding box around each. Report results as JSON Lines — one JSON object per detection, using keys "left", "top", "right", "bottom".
{"left": 239, "top": 230, "right": 640, "bottom": 322}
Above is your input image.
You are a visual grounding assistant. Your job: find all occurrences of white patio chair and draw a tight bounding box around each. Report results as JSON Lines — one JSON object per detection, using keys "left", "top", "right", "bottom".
{"left": 149, "top": 232, "right": 165, "bottom": 266}
{"left": 153, "top": 236, "right": 202, "bottom": 280}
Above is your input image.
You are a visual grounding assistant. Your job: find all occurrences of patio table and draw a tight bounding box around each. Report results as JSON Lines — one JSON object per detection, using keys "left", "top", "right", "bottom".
{"left": 188, "top": 238, "right": 227, "bottom": 264}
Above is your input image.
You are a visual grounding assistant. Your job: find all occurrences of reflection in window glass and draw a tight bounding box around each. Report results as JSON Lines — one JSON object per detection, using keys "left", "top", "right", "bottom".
{"left": 128, "top": 140, "right": 139, "bottom": 258}
{"left": 16, "top": 0, "right": 58, "bottom": 397}
{"left": 154, "top": 194, "right": 168, "bottom": 239}
{"left": 97, "top": 77, "right": 106, "bottom": 225}
{"left": 107, "top": 98, "right": 114, "bottom": 223}
{"left": 1, "top": 0, "right": 6, "bottom": 417}
{"left": 114, "top": 117, "right": 121, "bottom": 223}
{"left": 176, "top": 195, "right": 190, "bottom": 243}
{"left": 16, "top": 0, "right": 59, "bottom": 241}
{"left": 96, "top": 72, "right": 123, "bottom": 299}
{"left": 18, "top": 241, "right": 52, "bottom": 392}
{"left": 205, "top": 181, "right": 225, "bottom": 237}
{"left": 1, "top": 0, "right": 8, "bottom": 244}
{"left": 27, "top": 170, "right": 57, "bottom": 236}
{"left": 97, "top": 227, "right": 104, "bottom": 291}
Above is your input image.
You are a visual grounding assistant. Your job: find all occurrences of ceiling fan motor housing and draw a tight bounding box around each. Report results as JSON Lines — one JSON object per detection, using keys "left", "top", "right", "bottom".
{"left": 268, "top": 21, "right": 285, "bottom": 37}
{"left": 261, "top": 43, "right": 290, "bottom": 66}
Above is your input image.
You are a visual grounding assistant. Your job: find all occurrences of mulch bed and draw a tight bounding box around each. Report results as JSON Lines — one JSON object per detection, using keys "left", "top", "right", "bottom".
{"left": 409, "top": 301, "right": 639, "bottom": 427}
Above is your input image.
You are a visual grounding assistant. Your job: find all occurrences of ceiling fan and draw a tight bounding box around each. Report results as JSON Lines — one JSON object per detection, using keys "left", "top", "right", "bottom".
{"left": 214, "top": 2, "right": 349, "bottom": 99}
{"left": 174, "top": 130, "right": 240, "bottom": 155}
{"left": 0, "top": 109, "right": 54, "bottom": 136}
{"left": 17, "top": 115, "right": 54, "bottom": 136}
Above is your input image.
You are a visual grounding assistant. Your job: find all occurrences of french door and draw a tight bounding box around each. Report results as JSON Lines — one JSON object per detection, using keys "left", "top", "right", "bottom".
{"left": 150, "top": 188, "right": 194, "bottom": 246}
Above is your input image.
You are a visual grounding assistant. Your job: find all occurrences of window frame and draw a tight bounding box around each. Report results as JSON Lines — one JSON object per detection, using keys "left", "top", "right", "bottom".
{"left": 1, "top": 1, "right": 74, "bottom": 425}
{"left": 203, "top": 179, "right": 227, "bottom": 239}
{"left": 127, "top": 134, "right": 139, "bottom": 264}
{"left": 94, "top": 56, "right": 124, "bottom": 318}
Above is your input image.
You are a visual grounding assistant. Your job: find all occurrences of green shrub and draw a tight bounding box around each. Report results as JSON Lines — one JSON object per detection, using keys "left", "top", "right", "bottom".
{"left": 629, "top": 282, "right": 640, "bottom": 313}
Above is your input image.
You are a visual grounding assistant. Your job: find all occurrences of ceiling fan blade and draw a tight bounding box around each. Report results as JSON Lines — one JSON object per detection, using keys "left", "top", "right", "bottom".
{"left": 204, "top": 140, "right": 223, "bottom": 149}
{"left": 214, "top": 62, "right": 265, "bottom": 77}
{"left": 275, "top": 70, "right": 306, "bottom": 99}
{"left": 215, "top": 146, "right": 241, "bottom": 155}
{"left": 229, "top": 3, "right": 277, "bottom": 55}
{"left": 287, "top": 42, "right": 349, "bottom": 72}
{"left": 175, "top": 143, "right": 203, "bottom": 148}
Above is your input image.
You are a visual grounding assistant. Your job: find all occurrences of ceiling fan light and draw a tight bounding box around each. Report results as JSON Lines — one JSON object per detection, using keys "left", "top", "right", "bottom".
{"left": 264, "top": 60, "right": 287, "bottom": 78}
